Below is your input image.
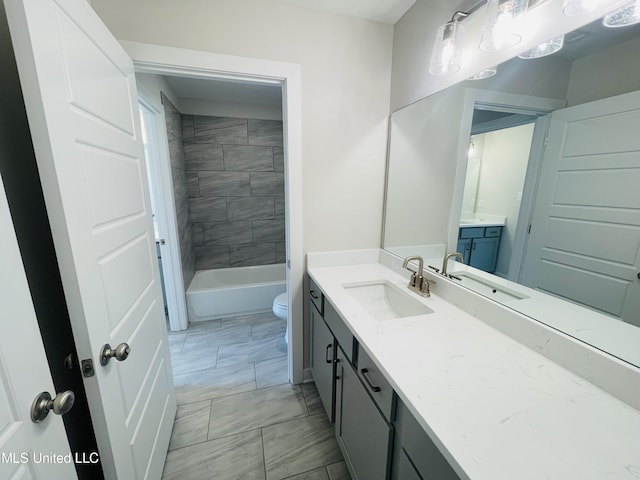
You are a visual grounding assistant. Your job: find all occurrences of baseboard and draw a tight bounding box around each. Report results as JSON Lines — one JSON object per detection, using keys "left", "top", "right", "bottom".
{"left": 302, "top": 368, "right": 313, "bottom": 383}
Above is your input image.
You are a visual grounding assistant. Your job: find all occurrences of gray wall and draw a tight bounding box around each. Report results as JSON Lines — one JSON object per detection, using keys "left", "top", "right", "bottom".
{"left": 566, "top": 35, "right": 640, "bottom": 107}
{"left": 162, "top": 93, "right": 195, "bottom": 288}
{"left": 390, "top": 0, "right": 469, "bottom": 111}
{"left": 183, "top": 115, "right": 285, "bottom": 270}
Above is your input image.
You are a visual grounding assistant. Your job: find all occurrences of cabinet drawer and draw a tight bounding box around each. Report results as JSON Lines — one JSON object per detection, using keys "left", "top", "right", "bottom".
{"left": 459, "top": 227, "right": 484, "bottom": 239}
{"left": 357, "top": 346, "right": 395, "bottom": 422}
{"left": 485, "top": 226, "right": 502, "bottom": 237}
{"left": 309, "top": 277, "right": 324, "bottom": 315}
{"left": 324, "top": 301, "right": 354, "bottom": 362}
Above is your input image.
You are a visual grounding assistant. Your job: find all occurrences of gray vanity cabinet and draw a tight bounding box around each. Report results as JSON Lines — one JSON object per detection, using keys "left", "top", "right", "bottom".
{"left": 335, "top": 345, "right": 393, "bottom": 480}
{"left": 308, "top": 277, "right": 459, "bottom": 480}
{"left": 392, "top": 399, "right": 461, "bottom": 480}
{"left": 309, "top": 279, "right": 336, "bottom": 422}
{"left": 395, "top": 450, "right": 422, "bottom": 480}
{"left": 457, "top": 226, "right": 503, "bottom": 273}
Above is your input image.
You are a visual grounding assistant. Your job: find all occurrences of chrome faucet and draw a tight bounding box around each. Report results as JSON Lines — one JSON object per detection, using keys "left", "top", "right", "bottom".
{"left": 441, "top": 252, "right": 464, "bottom": 276}
{"left": 402, "top": 255, "right": 433, "bottom": 297}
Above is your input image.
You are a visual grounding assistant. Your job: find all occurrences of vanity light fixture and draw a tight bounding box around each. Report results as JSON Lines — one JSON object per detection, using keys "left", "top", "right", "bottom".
{"left": 563, "top": 0, "right": 618, "bottom": 16}
{"left": 468, "top": 66, "right": 498, "bottom": 79}
{"left": 429, "top": 11, "right": 468, "bottom": 75}
{"left": 480, "top": 0, "right": 528, "bottom": 52}
{"left": 518, "top": 34, "right": 565, "bottom": 58}
{"left": 603, "top": 0, "right": 640, "bottom": 26}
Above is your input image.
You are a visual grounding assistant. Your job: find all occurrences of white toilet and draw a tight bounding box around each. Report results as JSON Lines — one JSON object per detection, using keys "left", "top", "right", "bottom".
{"left": 272, "top": 293, "right": 288, "bottom": 344}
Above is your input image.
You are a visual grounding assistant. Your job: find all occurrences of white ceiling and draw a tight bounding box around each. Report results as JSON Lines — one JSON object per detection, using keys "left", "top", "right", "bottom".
{"left": 164, "top": 76, "right": 283, "bottom": 105}
{"left": 279, "top": 0, "right": 417, "bottom": 24}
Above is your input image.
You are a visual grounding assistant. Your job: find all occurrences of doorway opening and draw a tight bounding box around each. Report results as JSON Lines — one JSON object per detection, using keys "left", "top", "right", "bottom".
{"left": 139, "top": 99, "right": 174, "bottom": 327}
{"left": 122, "top": 42, "right": 303, "bottom": 386}
{"left": 459, "top": 109, "right": 538, "bottom": 279}
{"left": 136, "top": 70, "right": 293, "bottom": 397}
{"left": 449, "top": 89, "right": 562, "bottom": 286}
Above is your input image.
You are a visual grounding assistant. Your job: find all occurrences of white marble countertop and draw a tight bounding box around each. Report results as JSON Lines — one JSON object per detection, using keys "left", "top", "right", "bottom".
{"left": 307, "top": 255, "right": 640, "bottom": 480}
{"left": 459, "top": 214, "right": 506, "bottom": 229}
{"left": 458, "top": 221, "right": 504, "bottom": 228}
{"left": 439, "top": 262, "right": 640, "bottom": 368}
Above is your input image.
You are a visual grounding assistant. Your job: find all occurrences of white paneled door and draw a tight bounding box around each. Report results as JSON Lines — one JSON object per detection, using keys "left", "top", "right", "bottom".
{"left": 521, "top": 90, "right": 640, "bottom": 327}
{"left": 4, "top": 0, "right": 176, "bottom": 478}
{"left": 0, "top": 178, "right": 77, "bottom": 480}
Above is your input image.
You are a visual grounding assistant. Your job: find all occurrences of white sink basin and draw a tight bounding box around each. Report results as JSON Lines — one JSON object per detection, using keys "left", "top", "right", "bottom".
{"left": 449, "top": 271, "right": 529, "bottom": 302}
{"left": 343, "top": 280, "right": 433, "bottom": 321}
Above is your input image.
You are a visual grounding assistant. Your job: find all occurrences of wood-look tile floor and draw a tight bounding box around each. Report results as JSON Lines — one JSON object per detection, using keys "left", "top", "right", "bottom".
{"left": 163, "top": 312, "right": 350, "bottom": 480}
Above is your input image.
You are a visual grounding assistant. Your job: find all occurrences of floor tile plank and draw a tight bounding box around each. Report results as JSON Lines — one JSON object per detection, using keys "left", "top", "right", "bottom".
{"left": 162, "top": 429, "right": 265, "bottom": 480}
{"left": 208, "top": 384, "right": 306, "bottom": 440}
{"left": 168, "top": 400, "right": 211, "bottom": 451}
{"left": 263, "top": 414, "right": 343, "bottom": 480}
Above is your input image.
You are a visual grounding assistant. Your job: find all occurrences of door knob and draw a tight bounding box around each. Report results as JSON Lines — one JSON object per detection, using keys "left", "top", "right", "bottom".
{"left": 30, "top": 390, "right": 75, "bottom": 423}
{"left": 100, "top": 342, "right": 131, "bottom": 366}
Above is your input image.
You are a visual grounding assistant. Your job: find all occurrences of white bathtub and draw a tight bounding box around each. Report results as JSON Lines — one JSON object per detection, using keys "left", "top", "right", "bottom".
{"left": 186, "top": 264, "right": 286, "bottom": 322}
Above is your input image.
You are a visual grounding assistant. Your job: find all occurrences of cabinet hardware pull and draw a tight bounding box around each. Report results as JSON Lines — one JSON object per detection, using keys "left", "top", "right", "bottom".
{"left": 325, "top": 344, "right": 333, "bottom": 364}
{"left": 310, "top": 290, "right": 319, "bottom": 299}
{"left": 360, "top": 368, "right": 381, "bottom": 392}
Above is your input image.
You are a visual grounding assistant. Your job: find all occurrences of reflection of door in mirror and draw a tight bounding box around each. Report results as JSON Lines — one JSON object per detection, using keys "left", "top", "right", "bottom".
{"left": 520, "top": 90, "right": 640, "bottom": 327}
{"left": 459, "top": 115, "right": 536, "bottom": 276}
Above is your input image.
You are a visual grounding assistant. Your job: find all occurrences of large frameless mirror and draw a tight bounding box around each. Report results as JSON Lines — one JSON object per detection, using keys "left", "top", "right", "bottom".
{"left": 383, "top": 17, "right": 640, "bottom": 367}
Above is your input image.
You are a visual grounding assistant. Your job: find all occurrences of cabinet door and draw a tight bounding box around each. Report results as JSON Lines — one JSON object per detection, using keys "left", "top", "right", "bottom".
{"left": 336, "top": 347, "right": 392, "bottom": 480}
{"left": 396, "top": 449, "right": 422, "bottom": 480}
{"left": 394, "top": 400, "right": 460, "bottom": 480}
{"left": 457, "top": 238, "right": 472, "bottom": 265}
{"left": 310, "top": 304, "right": 335, "bottom": 422}
{"left": 469, "top": 236, "right": 500, "bottom": 272}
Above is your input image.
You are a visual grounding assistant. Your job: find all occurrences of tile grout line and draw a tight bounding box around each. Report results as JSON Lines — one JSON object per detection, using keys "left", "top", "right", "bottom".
{"left": 253, "top": 362, "right": 258, "bottom": 390}
{"left": 260, "top": 427, "right": 268, "bottom": 480}
{"left": 302, "top": 384, "right": 311, "bottom": 416}
{"left": 205, "top": 398, "right": 213, "bottom": 443}
{"left": 279, "top": 465, "right": 331, "bottom": 480}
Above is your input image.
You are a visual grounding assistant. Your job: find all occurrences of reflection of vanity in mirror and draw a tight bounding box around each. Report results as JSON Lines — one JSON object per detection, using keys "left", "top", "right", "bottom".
{"left": 383, "top": 17, "right": 640, "bottom": 367}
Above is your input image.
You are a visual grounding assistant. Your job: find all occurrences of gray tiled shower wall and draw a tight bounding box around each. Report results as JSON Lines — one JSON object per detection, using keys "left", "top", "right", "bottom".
{"left": 183, "top": 115, "right": 285, "bottom": 270}
{"left": 162, "top": 94, "right": 195, "bottom": 288}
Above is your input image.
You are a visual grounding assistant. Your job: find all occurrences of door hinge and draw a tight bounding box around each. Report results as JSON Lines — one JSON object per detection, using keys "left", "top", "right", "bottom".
{"left": 81, "top": 359, "right": 95, "bottom": 377}
{"left": 63, "top": 353, "right": 78, "bottom": 370}
{"left": 528, "top": 224, "right": 532, "bottom": 234}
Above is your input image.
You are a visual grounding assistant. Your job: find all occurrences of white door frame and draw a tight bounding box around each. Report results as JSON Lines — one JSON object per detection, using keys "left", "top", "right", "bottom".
{"left": 448, "top": 88, "right": 565, "bottom": 279}
{"left": 122, "top": 41, "right": 304, "bottom": 385}
{"left": 137, "top": 91, "right": 189, "bottom": 332}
